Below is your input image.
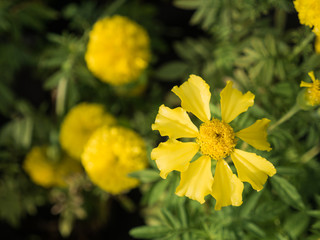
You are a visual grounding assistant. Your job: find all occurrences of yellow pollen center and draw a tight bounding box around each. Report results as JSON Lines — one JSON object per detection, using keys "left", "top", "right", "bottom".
{"left": 197, "top": 119, "right": 236, "bottom": 160}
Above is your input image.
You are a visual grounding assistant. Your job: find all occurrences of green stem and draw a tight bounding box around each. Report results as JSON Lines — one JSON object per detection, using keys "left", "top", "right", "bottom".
{"left": 268, "top": 104, "right": 301, "bottom": 132}
{"left": 56, "top": 77, "right": 68, "bottom": 117}
{"left": 289, "top": 32, "right": 315, "bottom": 61}
{"left": 274, "top": 8, "right": 286, "bottom": 33}
{"left": 301, "top": 144, "right": 320, "bottom": 164}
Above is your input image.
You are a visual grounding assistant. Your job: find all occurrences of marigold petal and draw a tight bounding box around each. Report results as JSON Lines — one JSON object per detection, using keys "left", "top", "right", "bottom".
{"left": 236, "top": 118, "right": 272, "bottom": 151}
{"left": 211, "top": 160, "right": 244, "bottom": 210}
{"left": 300, "top": 81, "right": 313, "bottom": 88}
{"left": 152, "top": 105, "right": 199, "bottom": 139}
{"left": 175, "top": 156, "right": 213, "bottom": 204}
{"left": 231, "top": 149, "right": 276, "bottom": 191}
{"left": 172, "top": 75, "right": 211, "bottom": 122}
{"left": 308, "top": 71, "right": 316, "bottom": 82}
{"left": 151, "top": 139, "right": 199, "bottom": 179}
{"left": 220, "top": 81, "right": 255, "bottom": 123}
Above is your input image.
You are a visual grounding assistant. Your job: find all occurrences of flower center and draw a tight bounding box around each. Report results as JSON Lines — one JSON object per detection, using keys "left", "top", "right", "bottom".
{"left": 197, "top": 119, "right": 236, "bottom": 160}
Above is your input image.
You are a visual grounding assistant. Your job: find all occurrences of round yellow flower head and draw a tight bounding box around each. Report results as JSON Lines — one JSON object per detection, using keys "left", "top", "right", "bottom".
{"left": 60, "top": 103, "right": 116, "bottom": 160}
{"left": 300, "top": 71, "right": 320, "bottom": 106}
{"left": 85, "top": 15, "right": 150, "bottom": 86}
{"left": 151, "top": 75, "right": 276, "bottom": 210}
{"left": 23, "top": 146, "right": 82, "bottom": 188}
{"left": 294, "top": 0, "right": 320, "bottom": 35}
{"left": 81, "top": 126, "right": 148, "bottom": 194}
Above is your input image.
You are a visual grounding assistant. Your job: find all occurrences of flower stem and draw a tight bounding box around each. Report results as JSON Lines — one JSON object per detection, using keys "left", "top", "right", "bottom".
{"left": 301, "top": 144, "right": 320, "bottom": 164}
{"left": 289, "top": 32, "right": 315, "bottom": 61}
{"left": 268, "top": 104, "right": 301, "bottom": 132}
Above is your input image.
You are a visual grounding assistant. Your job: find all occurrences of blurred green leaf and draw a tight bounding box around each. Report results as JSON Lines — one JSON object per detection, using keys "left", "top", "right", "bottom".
{"left": 129, "top": 225, "right": 173, "bottom": 239}
{"left": 129, "top": 169, "right": 160, "bottom": 183}
{"left": 271, "top": 175, "right": 305, "bottom": 210}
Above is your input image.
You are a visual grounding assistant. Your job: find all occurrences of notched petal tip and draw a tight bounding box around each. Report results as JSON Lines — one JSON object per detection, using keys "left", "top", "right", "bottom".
{"left": 175, "top": 156, "right": 213, "bottom": 204}
{"left": 152, "top": 105, "right": 198, "bottom": 139}
{"left": 211, "top": 160, "right": 244, "bottom": 210}
{"left": 231, "top": 149, "right": 276, "bottom": 191}
{"left": 220, "top": 81, "right": 255, "bottom": 123}
{"left": 151, "top": 139, "right": 199, "bottom": 179}
{"left": 236, "top": 118, "right": 272, "bottom": 152}
{"left": 172, "top": 75, "right": 211, "bottom": 122}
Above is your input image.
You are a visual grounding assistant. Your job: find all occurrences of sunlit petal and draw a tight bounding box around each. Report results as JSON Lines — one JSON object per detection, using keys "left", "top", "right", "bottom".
{"left": 152, "top": 105, "right": 199, "bottom": 139}
{"left": 172, "top": 75, "right": 211, "bottom": 122}
{"left": 220, "top": 81, "right": 255, "bottom": 123}
{"left": 151, "top": 139, "right": 199, "bottom": 179}
{"left": 175, "top": 156, "right": 213, "bottom": 204}
{"left": 236, "top": 118, "right": 272, "bottom": 151}
{"left": 231, "top": 149, "right": 276, "bottom": 191}
{"left": 211, "top": 160, "right": 244, "bottom": 210}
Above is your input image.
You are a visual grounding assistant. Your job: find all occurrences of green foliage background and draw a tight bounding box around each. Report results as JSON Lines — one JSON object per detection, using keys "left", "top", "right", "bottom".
{"left": 0, "top": 0, "right": 320, "bottom": 239}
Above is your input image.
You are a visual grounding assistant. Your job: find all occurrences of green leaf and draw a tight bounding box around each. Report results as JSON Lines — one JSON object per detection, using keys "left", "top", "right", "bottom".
{"left": 148, "top": 179, "right": 169, "bottom": 205}
{"left": 155, "top": 61, "right": 188, "bottom": 81}
{"left": 284, "top": 212, "right": 309, "bottom": 239}
{"left": 270, "top": 175, "right": 305, "bottom": 210}
{"left": 244, "top": 222, "right": 266, "bottom": 238}
{"left": 240, "top": 190, "right": 262, "bottom": 218}
{"left": 128, "top": 169, "right": 160, "bottom": 183}
{"left": 161, "top": 208, "right": 180, "bottom": 229}
{"left": 129, "top": 226, "right": 172, "bottom": 239}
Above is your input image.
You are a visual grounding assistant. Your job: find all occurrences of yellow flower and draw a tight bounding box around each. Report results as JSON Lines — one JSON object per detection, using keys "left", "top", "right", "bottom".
{"left": 60, "top": 103, "right": 116, "bottom": 160}
{"left": 85, "top": 15, "right": 150, "bottom": 86}
{"left": 151, "top": 75, "right": 276, "bottom": 210}
{"left": 300, "top": 71, "right": 320, "bottom": 106}
{"left": 23, "top": 146, "right": 82, "bottom": 188}
{"left": 294, "top": 0, "right": 320, "bottom": 35}
{"left": 81, "top": 126, "right": 148, "bottom": 194}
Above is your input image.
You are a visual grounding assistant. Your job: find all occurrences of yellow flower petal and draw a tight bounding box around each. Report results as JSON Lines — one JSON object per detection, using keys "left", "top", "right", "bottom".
{"left": 300, "top": 81, "right": 313, "bottom": 88}
{"left": 151, "top": 139, "right": 199, "bottom": 179}
{"left": 231, "top": 149, "right": 276, "bottom": 191}
{"left": 236, "top": 118, "right": 272, "bottom": 151}
{"left": 211, "top": 160, "right": 244, "bottom": 210}
{"left": 172, "top": 75, "right": 211, "bottom": 122}
{"left": 175, "top": 156, "right": 213, "bottom": 204}
{"left": 152, "top": 105, "right": 199, "bottom": 139}
{"left": 220, "top": 81, "right": 255, "bottom": 123}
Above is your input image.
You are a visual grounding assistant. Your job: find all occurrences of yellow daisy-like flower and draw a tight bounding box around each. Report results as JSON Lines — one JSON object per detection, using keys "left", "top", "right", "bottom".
{"left": 151, "top": 75, "right": 276, "bottom": 210}
{"left": 23, "top": 146, "right": 82, "bottom": 188}
{"left": 81, "top": 126, "right": 148, "bottom": 194}
{"left": 300, "top": 71, "right": 320, "bottom": 106}
{"left": 85, "top": 15, "right": 150, "bottom": 86}
{"left": 60, "top": 103, "right": 116, "bottom": 160}
{"left": 294, "top": 0, "right": 320, "bottom": 35}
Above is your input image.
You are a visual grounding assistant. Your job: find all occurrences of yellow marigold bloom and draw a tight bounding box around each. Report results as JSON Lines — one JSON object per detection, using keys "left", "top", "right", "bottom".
{"left": 85, "top": 15, "right": 150, "bottom": 86}
{"left": 151, "top": 75, "right": 276, "bottom": 210}
{"left": 294, "top": 0, "right": 320, "bottom": 35}
{"left": 300, "top": 71, "right": 320, "bottom": 106}
{"left": 60, "top": 103, "right": 116, "bottom": 160}
{"left": 81, "top": 126, "right": 148, "bottom": 194}
{"left": 23, "top": 146, "right": 82, "bottom": 188}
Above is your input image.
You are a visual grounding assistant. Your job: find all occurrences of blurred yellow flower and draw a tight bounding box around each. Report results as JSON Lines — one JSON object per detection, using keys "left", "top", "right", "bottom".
{"left": 294, "top": 0, "right": 320, "bottom": 35}
{"left": 23, "top": 146, "right": 82, "bottom": 188}
{"left": 151, "top": 75, "right": 276, "bottom": 210}
{"left": 60, "top": 103, "right": 116, "bottom": 160}
{"left": 300, "top": 71, "right": 320, "bottom": 106}
{"left": 85, "top": 15, "right": 150, "bottom": 86}
{"left": 81, "top": 126, "right": 148, "bottom": 194}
